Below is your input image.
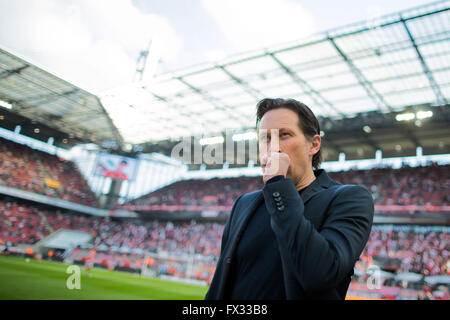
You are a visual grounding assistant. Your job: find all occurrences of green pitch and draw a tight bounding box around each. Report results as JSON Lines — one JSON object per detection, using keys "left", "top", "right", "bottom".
{"left": 0, "top": 255, "right": 208, "bottom": 300}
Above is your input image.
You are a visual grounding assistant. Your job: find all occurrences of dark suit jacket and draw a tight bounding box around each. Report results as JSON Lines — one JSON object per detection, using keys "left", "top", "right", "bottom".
{"left": 205, "top": 169, "right": 374, "bottom": 300}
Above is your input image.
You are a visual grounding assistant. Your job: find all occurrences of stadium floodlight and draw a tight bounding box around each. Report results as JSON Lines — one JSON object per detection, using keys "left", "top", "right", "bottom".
{"left": 363, "top": 125, "right": 372, "bottom": 133}
{"left": 232, "top": 132, "right": 257, "bottom": 142}
{"left": 0, "top": 100, "right": 12, "bottom": 109}
{"left": 395, "top": 113, "right": 415, "bottom": 121}
{"left": 416, "top": 110, "right": 433, "bottom": 120}
{"left": 199, "top": 136, "right": 224, "bottom": 145}
{"left": 123, "top": 143, "right": 133, "bottom": 152}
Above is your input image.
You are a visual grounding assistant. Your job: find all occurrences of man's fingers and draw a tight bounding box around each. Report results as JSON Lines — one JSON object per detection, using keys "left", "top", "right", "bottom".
{"left": 264, "top": 154, "right": 280, "bottom": 176}
{"left": 261, "top": 151, "right": 291, "bottom": 182}
{"left": 270, "top": 129, "right": 280, "bottom": 153}
{"left": 260, "top": 152, "right": 269, "bottom": 166}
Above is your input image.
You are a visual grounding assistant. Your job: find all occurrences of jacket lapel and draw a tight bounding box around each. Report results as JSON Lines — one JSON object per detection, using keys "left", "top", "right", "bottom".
{"left": 218, "top": 191, "right": 264, "bottom": 298}
{"left": 301, "top": 169, "right": 337, "bottom": 228}
{"left": 228, "top": 191, "right": 264, "bottom": 251}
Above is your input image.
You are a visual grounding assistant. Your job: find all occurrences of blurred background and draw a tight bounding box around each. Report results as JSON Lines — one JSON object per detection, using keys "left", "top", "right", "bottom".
{"left": 0, "top": 0, "right": 448, "bottom": 300}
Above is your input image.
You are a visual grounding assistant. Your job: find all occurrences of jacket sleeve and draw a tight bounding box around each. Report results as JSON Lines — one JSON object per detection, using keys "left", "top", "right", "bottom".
{"left": 262, "top": 177, "right": 374, "bottom": 294}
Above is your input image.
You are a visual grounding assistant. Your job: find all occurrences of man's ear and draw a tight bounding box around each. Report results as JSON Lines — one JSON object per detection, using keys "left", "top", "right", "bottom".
{"left": 310, "top": 134, "right": 321, "bottom": 156}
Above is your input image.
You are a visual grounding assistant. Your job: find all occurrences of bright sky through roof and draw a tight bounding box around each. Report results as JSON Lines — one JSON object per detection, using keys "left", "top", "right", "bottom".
{"left": 0, "top": 0, "right": 432, "bottom": 92}
{"left": 0, "top": 0, "right": 443, "bottom": 144}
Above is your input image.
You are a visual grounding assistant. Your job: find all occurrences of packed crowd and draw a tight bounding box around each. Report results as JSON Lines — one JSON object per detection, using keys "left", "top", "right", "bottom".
{"left": 1, "top": 135, "right": 448, "bottom": 211}
{"left": 0, "top": 199, "right": 223, "bottom": 257}
{"left": 360, "top": 226, "right": 449, "bottom": 277}
{"left": 350, "top": 225, "right": 449, "bottom": 300}
{"left": 2, "top": 197, "right": 448, "bottom": 297}
{"left": 124, "top": 163, "right": 450, "bottom": 209}
{"left": 2, "top": 199, "right": 448, "bottom": 279}
{"left": 0, "top": 137, "right": 98, "bottom": 207}
{"left": 127, "top": 176, "right": 262, "bottom": 207}
{"left": 328, "top": 163, "right": 450, "bottom": 206}
{"left": 88, "top": 219, "right": 224, "bottom": 257}
{"left": 0, "top": 200, "right": 52, "bottom": 245}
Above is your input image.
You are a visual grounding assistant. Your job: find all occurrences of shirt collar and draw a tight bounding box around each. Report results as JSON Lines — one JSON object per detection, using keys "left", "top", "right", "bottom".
{"left": 300, "top": 169, "right": 335, "bottom": 203}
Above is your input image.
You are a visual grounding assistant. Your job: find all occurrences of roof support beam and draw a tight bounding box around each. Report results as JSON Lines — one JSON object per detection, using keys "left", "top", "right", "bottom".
{"left": 149, "top": 91, "right": 207, "bottom": 132}
{"left": 8, "top": 71, "right": 99, "bottom": 112}
{"left": 217, "top": 65, "right": 264, "bottom": 101}
{"left": 269, "top": 52, "right": 346, "bottom": 118}
{"left": 401, "top": 17, "right": 448, "bottom": 106}
{"left": 328, "top": 36, "right": 394, "bottom": 113}
{"left": 17, "top": 89, "right": 80, "bottom": 111}
{"left": 0, "top": 65, "right": 28, "bottom": 80}
{"left": 20, "top": 89, "right": 78, "bottom": 103}
{"left": 60, "top": 111, "right": 104, "bottom": 122}
{"left": 176, "top": 77, "right": 249, "bottom": 128}
{"left": 339, "top": 7, "right": 450, "bottom": 39}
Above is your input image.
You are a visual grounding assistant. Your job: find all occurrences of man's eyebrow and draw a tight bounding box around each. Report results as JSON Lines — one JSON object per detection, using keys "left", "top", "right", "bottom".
{"left": 276, "top": 128, "right": 292, "bottom": 133}
{"left": 258, "top": 128, "right": 290, "bottom": 135}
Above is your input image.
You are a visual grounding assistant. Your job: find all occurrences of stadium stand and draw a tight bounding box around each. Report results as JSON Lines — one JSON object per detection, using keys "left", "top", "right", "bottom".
{"left": 328, "top": 163, "right": 450, "bottom": 207}
{"left": 0, "top": 199, "right": 222, "bottom": 257}
{"left": 122, "top": 163, "right": 450, "bottom": 209}
{"left": 126, "top": 176, "right": 262, "bottom": 207}
{"left": 0, "top": 200, "right": 52, "bottom": 245}
{"left": 1, "top": 198, "right": 447, "bottom": 274}
{"left": 0, "top": 136, "right": 448, "bottom": 298}
{"left": 0, "top": 0, "right": 449, "bottom": 302}
{"left": 0, "top": 137, "right": 98, "bottom": 207}
{"left": 361, "top": 226, "right": 449, "bottom": 277}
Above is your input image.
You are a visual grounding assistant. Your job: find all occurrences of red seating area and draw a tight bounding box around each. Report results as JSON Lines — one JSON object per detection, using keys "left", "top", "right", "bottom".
{"left": 123, "top": 163, "right": 450, "bottom": 208}
{"left": 0, "top": 200, "right": 52, "bottom": 245}
{"left": 328, "top": 163, "right": 450, "bottom": 206}
{"left": 2, "top": 197, "right": 448, "bottom": 297}
{"left": 127, "top": 176, "right": 262, "bottom": 207}
{"left": 360, "top": 227, "right": 449, "bottom": 276}
{"left": 0, "top": 199, "right": 223, "bottom": 257}
{"left": 0, "top": 137, "right": 98, "bottom": 207}
{"left": 1, "top": 199, "right": 447, "bottom": 279}
{"left": 89, "top": 219, "right": 223, "bottom": 257}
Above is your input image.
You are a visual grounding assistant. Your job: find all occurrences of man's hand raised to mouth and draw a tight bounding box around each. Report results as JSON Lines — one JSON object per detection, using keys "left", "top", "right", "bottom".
{"left": 260, "top": 151, "right": 291, "bottom": 184}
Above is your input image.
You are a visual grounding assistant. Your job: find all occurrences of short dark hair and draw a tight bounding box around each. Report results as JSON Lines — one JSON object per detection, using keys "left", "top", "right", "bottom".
{"left": 256, "top": 98, "right": 322, "bottom": 169}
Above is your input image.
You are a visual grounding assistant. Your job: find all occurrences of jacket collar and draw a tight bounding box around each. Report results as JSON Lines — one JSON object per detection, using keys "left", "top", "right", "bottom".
{"left": 300, "top": 169, "right": 335, "bottom": 203}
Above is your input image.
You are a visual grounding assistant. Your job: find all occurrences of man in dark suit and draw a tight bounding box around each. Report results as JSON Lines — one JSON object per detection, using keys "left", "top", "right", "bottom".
{"left": 205, "top": 98, "right": 374, "bottom": 300}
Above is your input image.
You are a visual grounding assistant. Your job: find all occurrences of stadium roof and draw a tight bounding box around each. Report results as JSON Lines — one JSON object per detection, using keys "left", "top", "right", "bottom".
{"left": 101, "top": 0, "right": 450, "bottom": 144}
{"left": 0, "top": 46, "right": 123, "bottom": 147}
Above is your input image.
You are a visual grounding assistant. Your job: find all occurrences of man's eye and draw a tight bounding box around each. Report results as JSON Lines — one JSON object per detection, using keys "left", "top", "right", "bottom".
{"left": 281, "top": 132, "right": 290, "bottom": 136}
